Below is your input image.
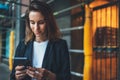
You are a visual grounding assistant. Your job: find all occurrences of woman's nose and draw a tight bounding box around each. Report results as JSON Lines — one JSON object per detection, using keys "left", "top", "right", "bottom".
{"left": 35, "top": 23, "right": 39, "bottom": 28}
{"left": 34, "top": 23, "right": 39, "bottom": 29}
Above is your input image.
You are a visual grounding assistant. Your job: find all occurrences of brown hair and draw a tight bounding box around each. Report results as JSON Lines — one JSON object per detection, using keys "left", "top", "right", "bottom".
{"left": 25, "top": 1, "right": 61, "bottom": 43}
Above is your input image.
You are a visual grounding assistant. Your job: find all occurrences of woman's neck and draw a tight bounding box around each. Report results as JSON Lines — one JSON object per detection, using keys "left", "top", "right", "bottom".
{"left": 35, "top": 36, "right": 47, "bottom": 43}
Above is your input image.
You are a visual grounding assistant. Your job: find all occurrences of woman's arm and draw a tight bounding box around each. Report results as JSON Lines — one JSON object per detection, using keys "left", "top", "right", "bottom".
{"left": 10, "top": 40, "right": 27, "bottom": 80}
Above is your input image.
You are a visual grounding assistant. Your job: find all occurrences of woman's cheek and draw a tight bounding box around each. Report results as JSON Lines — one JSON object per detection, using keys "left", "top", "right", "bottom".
{"left": 30, "top": 25, "right": 34, "bottom": 32}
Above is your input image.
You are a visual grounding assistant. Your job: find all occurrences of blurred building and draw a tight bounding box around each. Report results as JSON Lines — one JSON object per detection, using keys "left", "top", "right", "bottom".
{"left": 0, "top": 0, "right": 119, "bottom": 80}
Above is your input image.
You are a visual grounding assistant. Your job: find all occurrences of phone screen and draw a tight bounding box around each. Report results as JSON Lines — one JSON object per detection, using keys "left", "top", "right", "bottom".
{"left": 14, "top": 57, "right": 30, "bottom": 68}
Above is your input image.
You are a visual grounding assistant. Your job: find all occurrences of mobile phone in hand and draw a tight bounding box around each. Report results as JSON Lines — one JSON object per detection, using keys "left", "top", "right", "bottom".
{"left": 14, "top": 57, "right": 30, "bottom": 69}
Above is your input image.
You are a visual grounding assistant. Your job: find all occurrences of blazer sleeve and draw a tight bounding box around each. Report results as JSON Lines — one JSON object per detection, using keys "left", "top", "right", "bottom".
{"left": 55, "top": 40, "right": 71, "bottom": 80}
{"left": 10, "top": 40, "right": 26, "bottom": 80}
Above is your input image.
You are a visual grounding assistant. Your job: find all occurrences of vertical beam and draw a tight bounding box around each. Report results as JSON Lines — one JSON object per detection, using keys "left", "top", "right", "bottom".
{"left": 9, "top": 30, "right": 14, "bottom": 70}
{"left": 0, "top": 34, "right": 2, "bottom": 62}
{"left": 83, "top": 5, "right": 93, "bottom": 80}
{"left": 117, "top": 0, "right": 120, "bottom": 79}
{"left": 15, "top": 0, "right": 21, "bottom": 48}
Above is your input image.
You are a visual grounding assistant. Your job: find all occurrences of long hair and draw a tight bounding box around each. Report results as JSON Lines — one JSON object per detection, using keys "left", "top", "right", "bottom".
{"left": 25, "top": 1, "right": 61, "bottom": 43}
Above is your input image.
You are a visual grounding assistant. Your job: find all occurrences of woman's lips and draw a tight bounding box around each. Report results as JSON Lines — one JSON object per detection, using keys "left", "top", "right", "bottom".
{"left": 35, "top": 31, "right": 40, "bottom": 34}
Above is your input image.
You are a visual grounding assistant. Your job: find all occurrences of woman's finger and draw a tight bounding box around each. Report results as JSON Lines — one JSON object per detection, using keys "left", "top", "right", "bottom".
{"left": 35, "top": 68, "right": 42, "bottom": 72}
{"left": 35, "top": 71, "right": 43, "bottom": 79}
{"left": 16, "top": 69, "right": 26, "bottom": 75}
{"left": 15, "top": 71, "right": 26, "bottom": 80}
{"left": 15, "top": 66, "right": 27, "bottom": 80}
{"left": 36, "top": 68, "right": 49, "bottom": 77}
{"left": 27, "top": 66, "right": 36, "bottom": 71}
{"left": 15, "top": 65, "right": 25, "bottom": 70}
{"left": 27, "top": 69, "right": 44, "bottom": 79}
{"left": 26, "top": 69, "right": 35, "bottom": 78}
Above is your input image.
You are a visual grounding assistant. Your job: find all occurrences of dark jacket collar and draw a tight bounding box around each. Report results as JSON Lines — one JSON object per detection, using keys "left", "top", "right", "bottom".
{"left": 25, "top": 40, "right": 54, "bottom": 67}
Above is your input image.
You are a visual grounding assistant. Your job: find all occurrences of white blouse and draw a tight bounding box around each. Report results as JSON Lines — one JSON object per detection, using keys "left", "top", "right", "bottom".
{"left": 33, "top": 40, "right": 48, "bottom": 68}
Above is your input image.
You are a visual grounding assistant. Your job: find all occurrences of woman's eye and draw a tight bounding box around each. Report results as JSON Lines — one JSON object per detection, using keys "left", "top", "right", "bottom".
{"left": 38, "top": 20, "right": 46, "bottom": 24}
{"left": 29, "top": 20, "right": 46, "bottom": 25}
{"left": 30, "top": 22, "right": 35, "bottom": 24}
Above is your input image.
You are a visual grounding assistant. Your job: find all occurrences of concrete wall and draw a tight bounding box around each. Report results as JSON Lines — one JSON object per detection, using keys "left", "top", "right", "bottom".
{"left": 56, "top": 15, "right": 71, "bottom": 48}
{"left": 54, "top": 0, "right": 71, "bottom": 48}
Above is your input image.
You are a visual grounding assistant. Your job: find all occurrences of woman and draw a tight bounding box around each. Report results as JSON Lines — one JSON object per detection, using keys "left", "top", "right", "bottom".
{"left": 10, "top": 1, "right": 71, "bottom": 80}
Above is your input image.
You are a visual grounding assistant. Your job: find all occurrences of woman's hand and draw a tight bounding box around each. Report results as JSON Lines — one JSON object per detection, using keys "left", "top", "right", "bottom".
{"left": 26, "top": 66, "right": 56, "bottom": 80}
{"left": 15, "top": 65, "right": 27, "bottom": 80}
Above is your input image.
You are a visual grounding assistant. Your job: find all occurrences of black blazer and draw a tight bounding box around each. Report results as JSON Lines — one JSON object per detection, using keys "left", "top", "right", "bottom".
{"left": 10, "top": 39, "right": 71, "bottom": 80}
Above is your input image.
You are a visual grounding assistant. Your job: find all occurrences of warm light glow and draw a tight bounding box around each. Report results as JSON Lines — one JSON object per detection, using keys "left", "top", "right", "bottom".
{"left": 89, "top": 1, "right": 118, "bottom": 80}
{"left": 90, "top": 0, "right": 109, "bottom": 8}
{"left": 91, "top": 3, "right": 118, "bottom": 40}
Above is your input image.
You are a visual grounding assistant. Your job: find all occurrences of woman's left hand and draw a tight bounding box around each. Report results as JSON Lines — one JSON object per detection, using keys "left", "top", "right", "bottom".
{"left": 26, "top": 66, "right": 56, "bottom": 80}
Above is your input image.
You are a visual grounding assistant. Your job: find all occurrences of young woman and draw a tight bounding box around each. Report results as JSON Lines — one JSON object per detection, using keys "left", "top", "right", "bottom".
{"left": 10, "top": 1, "right": 71, "bottom": 80}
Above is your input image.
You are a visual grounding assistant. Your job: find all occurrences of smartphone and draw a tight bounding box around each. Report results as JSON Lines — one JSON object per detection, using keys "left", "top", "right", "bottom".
{"left": 14, "top": 57, "right": 30, "bottom": 69}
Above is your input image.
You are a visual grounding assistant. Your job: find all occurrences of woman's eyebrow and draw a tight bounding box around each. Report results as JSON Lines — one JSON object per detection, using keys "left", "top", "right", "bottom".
{"left": 29, "top": 19, "right": 45, "bottom": 21}
{"left": 29, "top": 20, "right": 34, "bottom": 22}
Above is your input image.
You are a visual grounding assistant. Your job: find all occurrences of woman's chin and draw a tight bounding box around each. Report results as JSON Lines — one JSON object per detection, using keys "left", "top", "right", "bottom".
{"left": 35, "top": 35, "right": 41, "bottom": 37}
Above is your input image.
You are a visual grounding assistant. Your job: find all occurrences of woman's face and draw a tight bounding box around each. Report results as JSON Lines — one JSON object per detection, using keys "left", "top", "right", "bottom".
{"left": 29, "top": 11, "right": 46, "bottom": 39}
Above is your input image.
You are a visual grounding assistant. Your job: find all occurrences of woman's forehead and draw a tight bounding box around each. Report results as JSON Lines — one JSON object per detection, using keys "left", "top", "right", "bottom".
{"left": 29, "top": 11, "right": 44, "bottom": 20}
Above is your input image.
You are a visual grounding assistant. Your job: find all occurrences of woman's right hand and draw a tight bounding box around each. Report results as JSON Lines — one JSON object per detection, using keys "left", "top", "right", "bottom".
{"left": 15, "top": 65, "right": 27, "bottom": 80}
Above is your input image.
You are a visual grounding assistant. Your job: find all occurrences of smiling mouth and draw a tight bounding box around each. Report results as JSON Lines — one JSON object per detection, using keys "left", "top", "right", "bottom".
{"left": 36, "top": 32, "right": 40, "bottom": 35}
{"left": 35, "top": 31, "right": 41, "bottom": 34}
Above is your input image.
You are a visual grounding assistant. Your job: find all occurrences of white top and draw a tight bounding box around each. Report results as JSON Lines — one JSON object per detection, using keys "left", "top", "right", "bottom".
{"left": 33, "top": 40, "right": 48, "bottom": 68}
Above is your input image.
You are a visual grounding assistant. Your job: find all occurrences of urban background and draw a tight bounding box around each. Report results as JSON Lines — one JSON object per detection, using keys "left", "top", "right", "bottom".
{"left": 0, "top": 0, "right": 119, "bottom": 80}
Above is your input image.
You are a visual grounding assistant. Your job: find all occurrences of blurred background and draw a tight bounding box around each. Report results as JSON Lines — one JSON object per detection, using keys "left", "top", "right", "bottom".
{"left": 0, "top": 0, "right": 119, "bottom": 80}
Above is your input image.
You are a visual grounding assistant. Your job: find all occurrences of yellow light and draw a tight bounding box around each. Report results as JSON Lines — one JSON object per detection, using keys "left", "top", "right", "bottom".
{"left": 9, "top": 30, "right": 14, "bottom": 70}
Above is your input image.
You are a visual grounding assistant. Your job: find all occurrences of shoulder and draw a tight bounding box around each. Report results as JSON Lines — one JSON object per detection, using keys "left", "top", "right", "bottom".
{"left": 19, "top": 39, "right": 34, "bottom": 47}
{"left": 16, "top": 39, "right": 32, "bottom": 49}
{"left": 17, "top": 40, "right": 25, "bottom": 47}
{"left": 52, "top": 38, "right": 67, "bottom": 45}
{"left": 50, "top": 38, "right": 68, "bottom": 49}
{"left": 15, "top": 40, "right": 27, "bottom": 52}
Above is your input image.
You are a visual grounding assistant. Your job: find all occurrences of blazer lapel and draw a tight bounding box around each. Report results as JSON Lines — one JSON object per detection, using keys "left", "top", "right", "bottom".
{"left": 25, "top": 41, "right": 33, "bottom": 66}
{"left": 42, "top": 40, "right": 54, "bottom": 69}
{"left": 25, "top": 40, "right": 54, "bottom": 68}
